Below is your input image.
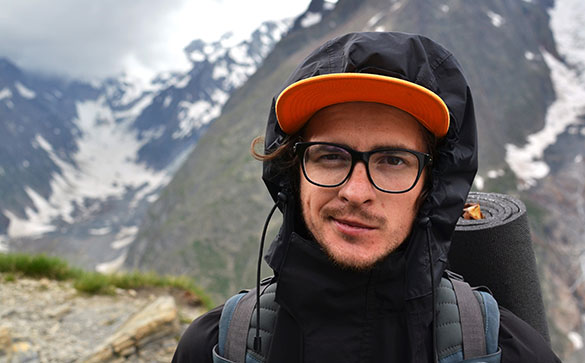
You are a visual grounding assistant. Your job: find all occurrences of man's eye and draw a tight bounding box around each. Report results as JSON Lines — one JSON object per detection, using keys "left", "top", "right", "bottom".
{"left": 312, "top": 152, "right": 350, "bottom": 164}
{"left": 381, "top": 156, "right": 405, "bottom": 166}
{"left": 307, "top": 145, "right": 350, "bottom": 164}
{"left": 319, "top": 153, "right": 344, "bottom": 161}
{"left": 372, "top": 152, "right": 413, "bottom": 168}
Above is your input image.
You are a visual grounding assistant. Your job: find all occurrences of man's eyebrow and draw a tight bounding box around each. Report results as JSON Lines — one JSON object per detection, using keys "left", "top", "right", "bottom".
{"left": 370, "top": 142, "right": 414, "bottom": 150}
{"left": 310, "top": 140, "right": 417, "bottom": 151}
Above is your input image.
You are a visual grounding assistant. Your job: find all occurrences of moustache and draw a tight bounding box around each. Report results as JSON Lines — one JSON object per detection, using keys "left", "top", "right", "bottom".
{"left": 321, "top": 204, "right": 386, "bottom": 227}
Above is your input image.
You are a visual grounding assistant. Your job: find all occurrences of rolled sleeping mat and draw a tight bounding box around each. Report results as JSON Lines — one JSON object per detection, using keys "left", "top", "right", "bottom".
{"left": 448, "top": 192, "right": 550, "bottom": 342}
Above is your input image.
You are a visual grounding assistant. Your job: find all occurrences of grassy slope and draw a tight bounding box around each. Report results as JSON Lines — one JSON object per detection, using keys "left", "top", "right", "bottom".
{"left": 0, "top": 252, "right": 213, "bottom": 309}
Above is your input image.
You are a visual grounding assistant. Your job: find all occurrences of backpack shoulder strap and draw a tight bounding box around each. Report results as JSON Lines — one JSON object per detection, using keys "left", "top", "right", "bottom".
{"left": 225, "top": 288, "right": 258, "bottom": 361}
{"left": 437, "top": 273, "right": 501, "bottom": 363}
{"left": 451, "top": 277, "right": 486, "bottom": 358}
{"left": 216, "top": 290, "right": 249, "bottom": 360}
{"left": 215, "top": 279, "right": 279, "bottom": 363}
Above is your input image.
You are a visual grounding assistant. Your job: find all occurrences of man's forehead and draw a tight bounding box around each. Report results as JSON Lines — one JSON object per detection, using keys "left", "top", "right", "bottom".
{"left": 301, "top": 102, "right": 428, "bottom": 151}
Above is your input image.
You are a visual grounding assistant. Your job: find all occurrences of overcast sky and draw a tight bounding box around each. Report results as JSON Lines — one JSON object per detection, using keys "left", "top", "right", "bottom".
{"left": 0, "top": 0, "right": 311, "bottom": 81}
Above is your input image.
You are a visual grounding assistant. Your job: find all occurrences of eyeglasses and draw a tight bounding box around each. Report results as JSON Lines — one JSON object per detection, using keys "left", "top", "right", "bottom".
{"left": 294, "top": 142, "right": 432, "bottom": 193}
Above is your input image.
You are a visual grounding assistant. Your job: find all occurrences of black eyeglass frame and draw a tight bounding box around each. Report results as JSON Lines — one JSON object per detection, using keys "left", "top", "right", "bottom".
{"left": 293, "top": 141, "right": 432, "bottom": 194}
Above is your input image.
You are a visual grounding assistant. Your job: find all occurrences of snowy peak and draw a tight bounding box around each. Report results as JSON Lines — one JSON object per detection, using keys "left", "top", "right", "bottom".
{"left": 292, "top": 0, "right": 337, "bottom": 30}
{"left": 184, "top": 20, "right": 290, "bottom": 90}
{"left": 132, "top": 20, "right": 290, "bottom": 168}
{"left": 1, "top": 60, "right": 36, "bottom": 108}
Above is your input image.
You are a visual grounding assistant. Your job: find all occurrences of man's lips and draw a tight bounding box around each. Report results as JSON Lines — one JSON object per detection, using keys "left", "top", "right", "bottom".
{"left": 331, "top": 217, "right": 377, "bottom": 235}
{"left": 333, "top": 217, "right": 375, "bottom": 229}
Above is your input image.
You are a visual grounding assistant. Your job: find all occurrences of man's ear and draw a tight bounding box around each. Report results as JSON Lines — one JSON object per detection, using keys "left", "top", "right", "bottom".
{"left": 415, "top": 172, "right": 432, "bottom": 211}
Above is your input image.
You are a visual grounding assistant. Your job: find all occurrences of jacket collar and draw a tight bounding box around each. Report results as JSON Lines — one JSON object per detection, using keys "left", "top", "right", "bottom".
{"left": 271, "top": 231, "right": 407, "bottom": 315}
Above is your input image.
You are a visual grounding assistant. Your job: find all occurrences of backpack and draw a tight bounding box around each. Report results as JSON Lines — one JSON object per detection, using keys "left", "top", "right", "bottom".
{"left": 212, "top": 273, "right": 501, "bottom": 363}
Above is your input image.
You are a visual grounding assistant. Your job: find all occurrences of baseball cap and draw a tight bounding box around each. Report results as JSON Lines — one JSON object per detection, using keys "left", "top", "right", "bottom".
{"left": 275, "top": 72, "right": 450, "bottom": 138}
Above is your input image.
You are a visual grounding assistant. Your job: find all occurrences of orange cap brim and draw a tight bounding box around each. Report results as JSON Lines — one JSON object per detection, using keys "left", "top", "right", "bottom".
{"left": 275, "top": 73, "right": 450, "bottom": 138}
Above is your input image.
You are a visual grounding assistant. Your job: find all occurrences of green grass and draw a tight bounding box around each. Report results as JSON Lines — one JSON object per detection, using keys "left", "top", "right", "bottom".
{"left": 0, "top": 252, "right": 214, "bottom": 310}
{"left": 0, "top": 252, "right": 73, "bottom": 280}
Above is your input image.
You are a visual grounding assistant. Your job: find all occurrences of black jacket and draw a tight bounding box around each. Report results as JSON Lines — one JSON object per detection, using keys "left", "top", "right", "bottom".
{"left": 173, "top": 234, "right": 560, "bottom": 362}
{"left": 173, "top": 32, "right": 560, "bottom": 362}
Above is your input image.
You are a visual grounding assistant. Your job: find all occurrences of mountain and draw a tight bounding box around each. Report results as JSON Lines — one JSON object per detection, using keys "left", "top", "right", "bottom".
{"left": 0, "top": 20, "right": 290, "bottom": 269}
{"left": 125, "top": 0, "right": 585, "bottom": 360}
{"left": 126, "top": 0, "right": 554, "bottom": 299}
{"left": 2, "top": 0, "right": 584, "bottom": 359}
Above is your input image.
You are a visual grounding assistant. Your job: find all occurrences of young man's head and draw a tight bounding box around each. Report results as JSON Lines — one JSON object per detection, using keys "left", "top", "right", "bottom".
{"left": 255, "top": 71, "right": 448, "bottom": 270}
{"left": 258, "top": 31, "right": 477, "bottom": 308}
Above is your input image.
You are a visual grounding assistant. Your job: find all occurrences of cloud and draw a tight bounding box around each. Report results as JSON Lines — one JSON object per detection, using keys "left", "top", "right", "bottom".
{"left": 0, "top": 0, "right": 187, "bottom": 80}
{"left": 0, "top": 0, "right": 310, "bottom": 81}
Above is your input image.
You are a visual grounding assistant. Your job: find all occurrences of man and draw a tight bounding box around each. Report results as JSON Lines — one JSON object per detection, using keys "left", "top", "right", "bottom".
{"left": 173, "top": 32, "right": 560, "bottom": 362}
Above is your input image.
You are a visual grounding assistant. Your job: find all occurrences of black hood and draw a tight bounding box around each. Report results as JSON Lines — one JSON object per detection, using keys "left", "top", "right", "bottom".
{"left": 262, "top": 31, "right": 477, "bottom": 303}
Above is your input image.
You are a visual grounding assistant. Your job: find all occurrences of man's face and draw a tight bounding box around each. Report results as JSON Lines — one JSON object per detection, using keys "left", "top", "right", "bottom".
{"left": 299, "top": 102, "right": 427, "bottom": 270}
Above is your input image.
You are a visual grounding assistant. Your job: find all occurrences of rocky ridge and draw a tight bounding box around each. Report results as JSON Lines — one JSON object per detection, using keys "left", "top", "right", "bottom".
{"left": 0, "top": 274, "right": 204, "bottom": 362}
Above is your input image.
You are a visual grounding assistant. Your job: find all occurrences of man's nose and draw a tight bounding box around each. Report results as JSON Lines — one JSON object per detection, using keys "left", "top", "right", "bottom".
{"left": 338, "top": 162, "right": 376, "bottom": 204}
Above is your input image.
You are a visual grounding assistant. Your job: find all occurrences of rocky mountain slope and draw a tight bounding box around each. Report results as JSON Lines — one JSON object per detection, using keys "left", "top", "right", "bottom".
{"left": 127, "top": 0, "right": 552, "bottom": 300}
{"left": 0, "top": 273, "right": 205, "bottom": 362}
{"left": 126, "top": 0, "right": 585, "bottom": 360}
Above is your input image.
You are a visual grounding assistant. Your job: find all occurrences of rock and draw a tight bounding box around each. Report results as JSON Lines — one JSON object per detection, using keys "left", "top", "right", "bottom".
{"left": 9, "top": 340, "right": 39, "bottom": 363}
{"left": 0, "top": 325, "right": 12, "bottom": 353}
{"left": 45, "top": 304, "right": 72, "bottom": 320}
{"left": 83, "top": 296, "right": 180, "bottom": 362}
{"left": 0, "top": 309, "right": 16, "bottom": 319}
{"left": 0, "top": 275, "right": 197, "bottom": 362}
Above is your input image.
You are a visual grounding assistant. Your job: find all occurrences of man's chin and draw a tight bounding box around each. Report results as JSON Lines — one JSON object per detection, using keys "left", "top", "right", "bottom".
{"left": 322, "top": 245, "right": 388, "bottom": 272}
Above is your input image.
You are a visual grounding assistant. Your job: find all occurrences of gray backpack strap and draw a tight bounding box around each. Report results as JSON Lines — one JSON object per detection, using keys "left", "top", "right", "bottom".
{"left": 450, "top": 278, "right": 487, "bottom": 358}
{"left": 215, "top": 279, "right": 279, "bottom": 363}
{"left": 224, "top": 288, "right": 258, "bottom": 362}
{"left": 437, "top": 275, "right": 501, "bottom": 363}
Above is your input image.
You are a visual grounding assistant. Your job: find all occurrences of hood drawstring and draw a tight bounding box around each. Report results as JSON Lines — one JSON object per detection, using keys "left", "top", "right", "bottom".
{"left": 420, "top": 216, "right": 438, "bottom": 363}
{"left": 254, "top": 191, "right": 288, "bottom": 353}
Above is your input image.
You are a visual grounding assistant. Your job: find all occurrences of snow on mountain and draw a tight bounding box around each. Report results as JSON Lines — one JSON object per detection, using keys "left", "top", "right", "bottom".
{"left": 0, "top": 19, "right": 292, "bottom": 271}
{"left": 0, "top": 235, "right": 8, "bottom": 252}
{"left": 133, "top": 21, "right": 291, "bottom": 169}
{"left": 485, "top": 10, "right": 504, "bottom": 28}
{"left": 323, "top": 0, "right": 338, "bottom": 10}
{"left": 0, "top": 87, "right": 12, "bottom": 100}
{"left": 291, "top": 0, "right": 337, "bottom": 31}
{"left": 4, "top": 97, "right": 170, "bottom": 238}
{"left": 301, "top": 12, "right": 323, "bottom": 28}
{"left": 14, "top": 81, "right": 36, "bottom": 99}
{"left": 505, "top": 0, "right": 585, "bottom": 189}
